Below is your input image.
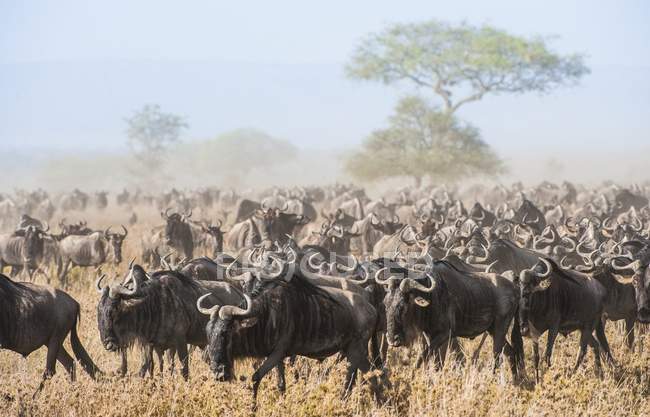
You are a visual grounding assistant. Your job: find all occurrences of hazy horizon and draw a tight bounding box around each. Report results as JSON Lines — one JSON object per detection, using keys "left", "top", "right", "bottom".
{"left": 1, "top": 0, "right": 649, "bottom": 189}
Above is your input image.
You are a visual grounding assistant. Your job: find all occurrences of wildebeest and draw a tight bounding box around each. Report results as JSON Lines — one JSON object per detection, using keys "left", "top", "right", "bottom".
{"left": 198, "top": 262, "right": 383, "bottom": 407}
{"left": 0, "top": 225, "right": 49, "bottom": 279}
{"left": 161, "top": 208, "right": 194, "bottom": 259}
{"left": 517, "top": 257, "right": 613, "bottom": 380}
{"left": 0, "top": 274, "right": 99, "bottom": 392}
{"left": 96, "top": 265, "right": 242, "bottom": 379}
{"left": 376, "top": 260, "right": 524, "bottom": 379}
{"left": 57, "top": 226, "right": 128, "bottom": 286}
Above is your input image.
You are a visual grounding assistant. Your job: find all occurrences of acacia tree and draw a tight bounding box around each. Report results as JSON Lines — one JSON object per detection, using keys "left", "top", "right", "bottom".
{"left": 125, "top": 104, "right": 188, "bottom": 183}
{"left": 345, "top": 20, "right": 589, "bottom": 185}
{"left": 345, "top": 96, "right": 504, "bottom": 187}
{"left": 346, "top": 20, "right": 589, "bottom": 115}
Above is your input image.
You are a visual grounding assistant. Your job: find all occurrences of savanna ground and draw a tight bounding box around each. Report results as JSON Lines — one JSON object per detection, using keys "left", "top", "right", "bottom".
{"left": 2, "top": 206, "right": 650, "bottom": 417}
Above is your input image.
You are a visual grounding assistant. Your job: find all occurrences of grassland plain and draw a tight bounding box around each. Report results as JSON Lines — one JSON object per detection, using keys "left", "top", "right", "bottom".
{"left": 2, "top": 216, "right": 650, "bottom": 417}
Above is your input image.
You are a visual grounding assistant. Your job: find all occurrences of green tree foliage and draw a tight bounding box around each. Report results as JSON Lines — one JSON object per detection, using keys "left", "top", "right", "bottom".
{"left": 125, "top": 104, "right": 188, "bottom": 172}
{"left": 345, "top": 96, "right": 505, "bottom": 186}
{"left": 346, "top": 20, "right": 589, "bottom": 114}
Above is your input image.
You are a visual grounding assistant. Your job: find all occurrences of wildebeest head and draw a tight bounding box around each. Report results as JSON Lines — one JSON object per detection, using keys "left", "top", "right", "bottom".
{"left": 610, "top": 252, "right": 650, "bottom": 323}
{"left": 95, "top": 263, "right": 144, "bottom": 352}
{"left": 22, "top": 225, "right": 48, "bottom": 264}
{"left": 376, "top": 268, "right": 435, "bottom": 347}
{"left": 517, "top": 257, "right": 553, "bottom": 336}
{"left": 370, "top": 213, "right": 404, "bottom": 235}
{"left": 201, "top": 219, "right": 226, "bottom": 257}
{"left": 104, "top": 225, "right": 128, "bottom": 264}
{"left": 197, "top": 292, "right": 254, "bottom": 381}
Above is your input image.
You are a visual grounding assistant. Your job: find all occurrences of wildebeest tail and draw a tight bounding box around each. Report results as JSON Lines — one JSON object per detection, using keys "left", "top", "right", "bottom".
{"left": 70, "top": 311, "right": 101, "bottom": 379}
{"left": 511, "top": 307, "right": 525, "bottom": 372}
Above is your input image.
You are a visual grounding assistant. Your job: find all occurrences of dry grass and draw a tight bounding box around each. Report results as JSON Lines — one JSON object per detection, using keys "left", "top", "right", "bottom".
{"left": 2, "top": 210, "right": 650, "bottom": 416}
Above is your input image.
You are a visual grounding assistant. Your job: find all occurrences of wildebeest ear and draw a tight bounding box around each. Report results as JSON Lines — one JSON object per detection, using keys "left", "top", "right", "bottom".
{"left": 239, "top": 317, "right": 258, "bottom": 328}
{"left": 532, "top": 278, "right": 551, "bottom": 292}
{"left": 413, "top": 296, "right": 430, "bottom": 307}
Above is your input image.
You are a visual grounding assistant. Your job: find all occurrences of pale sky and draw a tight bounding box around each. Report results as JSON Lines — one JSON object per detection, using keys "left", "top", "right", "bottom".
{"left": 1, "top": 0, "right": 649, "bottom": 154}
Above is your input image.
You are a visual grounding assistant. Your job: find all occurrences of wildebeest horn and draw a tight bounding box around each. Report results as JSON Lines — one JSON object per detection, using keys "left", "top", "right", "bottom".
{"left": 215, "top": 219, "right": 223, "bottom": 229}
{"left": 399, "top": 274, "right": 436, "bottom": 293}
{"left": 196, "top": 293, "right": 220, "bottom": 319}
{"left": 42, "top": 221, "right": 49, "bottom": 232}
{"left": 535, "top": 257, "right": 553, "bottom": 278}
{"left": 392, "top": 214, "right": 400, "bottom": 224}
{"left": 560, "top": 256, "right": 571, "bottom": 269}
{"left": 611, "top": 257, "right": 641, "bottom": 273}
{"left": 280, "top": 201, "right": 289, "bottom": 212}
{"left": 485, "top": 260, "right": 497, "bottom": 273}
{"left": 561, "top": 236, "right": 576, "bottom": 252}
{"left": 120, "top": 225, "right": 128, "bottom": 237}
{"left": 104, "top": 226, "right": 112, "bottom": 236}
{"left": 285, "top": 246, "right": 297, "bottom": 264}
{"left": 308, "top": 253, "right": 323, "bottom": 270}
{"left": 162, "top": 208, "right": 172, "bottom": 219}
{"left": 185, "top": 209, "right": 192, "bottom": 219}
{"left": 261, "top": 200, "right": 269, "bottom": 211}
{"left": 219, "top": 293, "right": 253, "bottom": 319}
{"left": 336, "top": 255, "right": 358, "bottom": 273}
{"left": 96, "top": 274, "right": 107, "bottom": 293}
{"left": 475, "top": 210, "right": 485, "bottom": 221}
{"left": 374, "top": 267, "right": 401, "bottom": 286}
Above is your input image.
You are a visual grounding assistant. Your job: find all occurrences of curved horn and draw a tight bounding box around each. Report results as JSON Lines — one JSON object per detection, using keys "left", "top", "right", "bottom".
{"left": 336, "top": 255, "right": 358, "bottom": 273}
{"left": 374, "top": 267, "right": 401, "bottom": 286}
{"left": 535, "top": 257, "right": 553, "bottom": 278}
{"left": 484, "top": 260, "right": 498, "bottom": 273}
{"left": 96, "top": 274, "right": 107, "bottom": 293}
{"left": 120, "top": 225, "right": 128, "bottom": 237}
{"left": 261, "top": 200, "right": 269, "bottom": 211}
{"left": 196, "top": 293, "right": 220, "bottom": 318}
{"left": 104, "top": 226, "right": 112, "bottom": 236}
{"left": 399, "top": 274, "right": 437, "bottom": 293}
{"left": 218, "top": 293, "right": 253, "bottom": 320}
{"left": 561, "top": 236, "right": 576, "bottom": 252}
{"left": 611, "top": 257, "right": 641, "bottom": 272}
{"left": 215, "top": 219, "right": 223, "bottom": 229}
{"left": 308, "top": 252, "right": 324, "bottom": 270}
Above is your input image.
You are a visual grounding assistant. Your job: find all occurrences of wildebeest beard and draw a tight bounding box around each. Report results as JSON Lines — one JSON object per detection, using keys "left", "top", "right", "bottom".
{"left": 97, "top": 269, "right": 202, "bottom": 353}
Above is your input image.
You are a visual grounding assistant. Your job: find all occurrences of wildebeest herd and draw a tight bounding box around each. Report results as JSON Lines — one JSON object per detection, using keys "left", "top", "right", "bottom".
{"left": 2, "top": 181, "right": 650, "bottom": 409}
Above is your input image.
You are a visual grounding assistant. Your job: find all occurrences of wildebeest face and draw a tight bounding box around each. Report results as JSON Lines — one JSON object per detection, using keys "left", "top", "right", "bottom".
{"left": 22, "top": 226, "right": 44, "bottom": 264}
{"left": 518, "top": 260, "right": 552, "bottom": 336}
{"left": 164, "top": 214, "right": 184, "bottom": 244}
{"left": 632, "top": 266, "right": 650, "bottom": 323}
{"left": 97, "top": 290, "right": 123, "bottom": 352}
{"left": 383, "top": 287, "right": 409, "bottom": 347}
{"left": 205, "top": 317, "right": 235, "bottom": 381}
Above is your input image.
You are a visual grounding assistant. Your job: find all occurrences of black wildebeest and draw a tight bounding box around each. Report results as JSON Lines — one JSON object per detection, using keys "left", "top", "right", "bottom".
{"left": 96, "top": 265, "right": 242, "bottom": 379}
{"left": 198, "top": 263, "right": 382, "bottom": 408}
{"left": 376, "top": 260, "right": 524, "bottom": 379}
{"left": 0, "top": 224, "right": 49, "bottom": 279}
{"left": 0, "top": 274, "right": 99, "bottom": 392}
{"left": 517, "top": 257, "right": 613, "bottom": 380}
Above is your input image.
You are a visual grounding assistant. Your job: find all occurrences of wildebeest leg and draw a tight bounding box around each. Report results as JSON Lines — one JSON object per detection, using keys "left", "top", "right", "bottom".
{"left": 450, "top": 337, "right": 465, "bottom": 365}
{"left": 587, "top": 333, "right": 603, "bottom": 378}
{"left": 138, "top": 346, "right": 153, "bottom": 378}
{"left": 573, "top": 329, "right": 591, "bottom": 373}
{"left": 166, "top": 348, "right": 176, "bottom": 374}
{"left": 492, "top": 320, "right": 511, "bottom": 372}
{"left": 370, "top": 332, "right": 383, "bottom": 370}
{"left": 595, "top": 319, "right": 615, "bottom": 365}
{"left": 471, "top": 333, "right": 488, "bottom": 365}
{"left": 56, "top": 347, "right": 76, "bottom": 382}
{"left": 543, "top": 327, "right": 559, "bottom": 368}
{"left": 532, "top": 341, "right": 540, "bottom": 383}
{"left": 177, "top": 343, "right": 189, "bottom": 380}
{"left": 118, "top": 350, "right": 128, "bottom": 377}
{"left": 36, "top": 338, "right": 63, "bottom": 395}
{"left": 251, "top": 349, "right": 287, "bottom": 408}
{"left": 275, "top": 361, "right": 286, "bottom": 394}
{"left": 624, "top": 317, "right": 635, "bottom": 351}
{"left": 10, "top": 265, "right": 21, "bottom": 278}
{"left": 344, "top": 343, "right": 381, "bottom": 401}
{"left": 59, "top": 260, "right": 72, "bottom": 288}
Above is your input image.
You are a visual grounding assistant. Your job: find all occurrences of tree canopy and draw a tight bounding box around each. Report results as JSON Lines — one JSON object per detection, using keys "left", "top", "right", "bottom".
{"left": 345, "top": 96, "right": 505, "bottom": 186}
{"left": 125, "top": 104, "right": 188, "bottom": 170}
{"left": 346, "top": 20, "right": 589, "bottom": 114}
